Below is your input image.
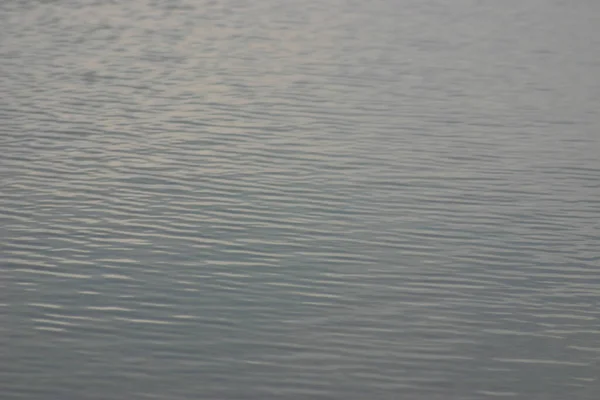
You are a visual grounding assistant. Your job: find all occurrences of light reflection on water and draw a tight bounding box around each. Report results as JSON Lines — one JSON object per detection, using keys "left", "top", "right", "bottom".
{"left": 1, "top": 0, "right": 599, "bottom": 399}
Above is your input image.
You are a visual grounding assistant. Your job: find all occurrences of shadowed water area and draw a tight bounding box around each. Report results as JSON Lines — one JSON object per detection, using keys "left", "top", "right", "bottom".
{"left": 1, "top": 0, "right": 600, "bottom": 399}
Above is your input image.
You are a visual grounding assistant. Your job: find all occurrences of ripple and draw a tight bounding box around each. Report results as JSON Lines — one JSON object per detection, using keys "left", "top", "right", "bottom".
{"left": 2, "top": 0, "right": 600, "bottom": 399}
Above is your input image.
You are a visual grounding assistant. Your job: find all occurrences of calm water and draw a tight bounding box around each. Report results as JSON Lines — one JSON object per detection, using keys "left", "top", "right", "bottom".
{"left": 2, "top": 0, "right": 600, "bottom": 399}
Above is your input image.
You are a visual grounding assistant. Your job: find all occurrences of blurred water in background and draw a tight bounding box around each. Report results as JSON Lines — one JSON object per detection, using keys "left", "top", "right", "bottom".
{"left": 1, "top": 0, "right": 600, "bottom": 399}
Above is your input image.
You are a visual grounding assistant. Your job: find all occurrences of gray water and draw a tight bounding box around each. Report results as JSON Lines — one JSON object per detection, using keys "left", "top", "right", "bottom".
{"left": 1, "top": 0, "right": 600, "bottom": 399}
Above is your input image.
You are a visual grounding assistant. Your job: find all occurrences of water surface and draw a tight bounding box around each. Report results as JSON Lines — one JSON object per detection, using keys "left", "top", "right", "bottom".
{"left": 2, "top": 0, "right": 600, "bottom": 399}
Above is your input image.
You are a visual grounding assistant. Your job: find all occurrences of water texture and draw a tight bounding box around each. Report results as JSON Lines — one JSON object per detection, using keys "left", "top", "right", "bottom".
{"left": 1, "top": 0, "right": 599, "bottom": 399}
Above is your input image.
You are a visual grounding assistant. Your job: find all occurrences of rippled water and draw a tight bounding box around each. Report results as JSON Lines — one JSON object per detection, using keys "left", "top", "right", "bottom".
{"left": 2, "top": 0, "right": 600, "bottom": 398}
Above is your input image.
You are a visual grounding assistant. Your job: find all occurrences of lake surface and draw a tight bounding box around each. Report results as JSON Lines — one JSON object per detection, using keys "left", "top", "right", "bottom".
{"left": 1, "top": 0, "right": 599, "bottom": 399}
